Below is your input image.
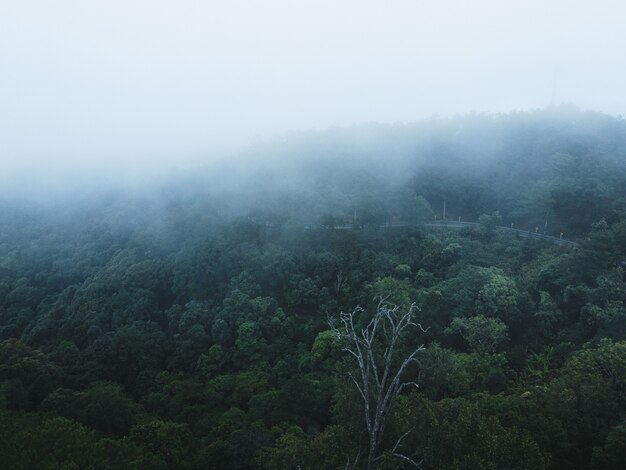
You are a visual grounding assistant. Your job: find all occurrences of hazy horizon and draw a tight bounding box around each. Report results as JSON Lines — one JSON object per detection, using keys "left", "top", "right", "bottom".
{"left": 2, "top": 0, "right": 626, "bottom": 185}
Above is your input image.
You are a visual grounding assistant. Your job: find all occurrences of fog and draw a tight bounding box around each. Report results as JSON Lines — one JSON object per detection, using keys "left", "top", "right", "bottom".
{"left": 2, "top": 0, "right": 626, "bottom": 192}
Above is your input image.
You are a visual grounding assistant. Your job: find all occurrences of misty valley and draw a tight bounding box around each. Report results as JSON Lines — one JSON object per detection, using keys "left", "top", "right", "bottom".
{"left": 1, "top": 108, "right": 626, "bottom": 469}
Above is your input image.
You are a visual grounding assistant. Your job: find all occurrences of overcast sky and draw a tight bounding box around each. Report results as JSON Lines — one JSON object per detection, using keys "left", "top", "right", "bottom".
{"left": 1, "top": 0, "right": 626, "bottom": 182}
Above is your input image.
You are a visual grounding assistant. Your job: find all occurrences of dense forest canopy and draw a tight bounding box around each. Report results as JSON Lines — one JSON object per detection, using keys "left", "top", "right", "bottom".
{"left": 1, "top": 108, "right": 626, "bottom": 469}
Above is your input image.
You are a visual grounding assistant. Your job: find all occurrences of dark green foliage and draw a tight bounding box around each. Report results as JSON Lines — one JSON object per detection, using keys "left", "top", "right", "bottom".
{"left": 1, "top": 109, "right": 626, "bottom": 468}
{"left": 0, "top": 409, "right": 165, "bottom": 469}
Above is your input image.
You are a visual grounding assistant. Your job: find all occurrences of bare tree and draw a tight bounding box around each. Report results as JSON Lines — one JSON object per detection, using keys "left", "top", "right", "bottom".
{"left": 331, "top": 298, "right": 427, "bottom": 470}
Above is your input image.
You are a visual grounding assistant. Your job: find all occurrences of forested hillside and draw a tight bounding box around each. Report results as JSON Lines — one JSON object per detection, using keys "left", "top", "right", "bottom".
{"left": 1, "top": 108, "right": 626, "bottom": 469}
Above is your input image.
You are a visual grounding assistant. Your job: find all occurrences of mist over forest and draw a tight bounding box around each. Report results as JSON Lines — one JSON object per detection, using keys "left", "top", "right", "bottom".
{"left": 3, "top": 1, "right": 626, "bottom": 469}
{"left": 1, "top": 107, "right": 626, "bottom": 469}
{"left": 6, "top": 106, "right": 626, "bottom": 236}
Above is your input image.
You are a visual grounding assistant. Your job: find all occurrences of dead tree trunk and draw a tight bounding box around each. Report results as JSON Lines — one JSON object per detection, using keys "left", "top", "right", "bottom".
{"left": 332, "top": 298, "right": 427, "bottom": 470}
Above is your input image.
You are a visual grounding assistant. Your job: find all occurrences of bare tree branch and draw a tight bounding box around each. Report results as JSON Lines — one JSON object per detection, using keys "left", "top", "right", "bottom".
{"left": 392, "top": 428, "right": 413, "bottom": 454}
{"left": 330, "top": 298, "right": 428, "bottom": 470}
{"left": 391, "top": 453, "right": 422, "bottom": 468}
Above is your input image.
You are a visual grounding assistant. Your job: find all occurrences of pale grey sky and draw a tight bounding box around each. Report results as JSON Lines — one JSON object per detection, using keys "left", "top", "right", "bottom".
{"left": 1, "top": 0, "right": 625, "bottom": 180}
